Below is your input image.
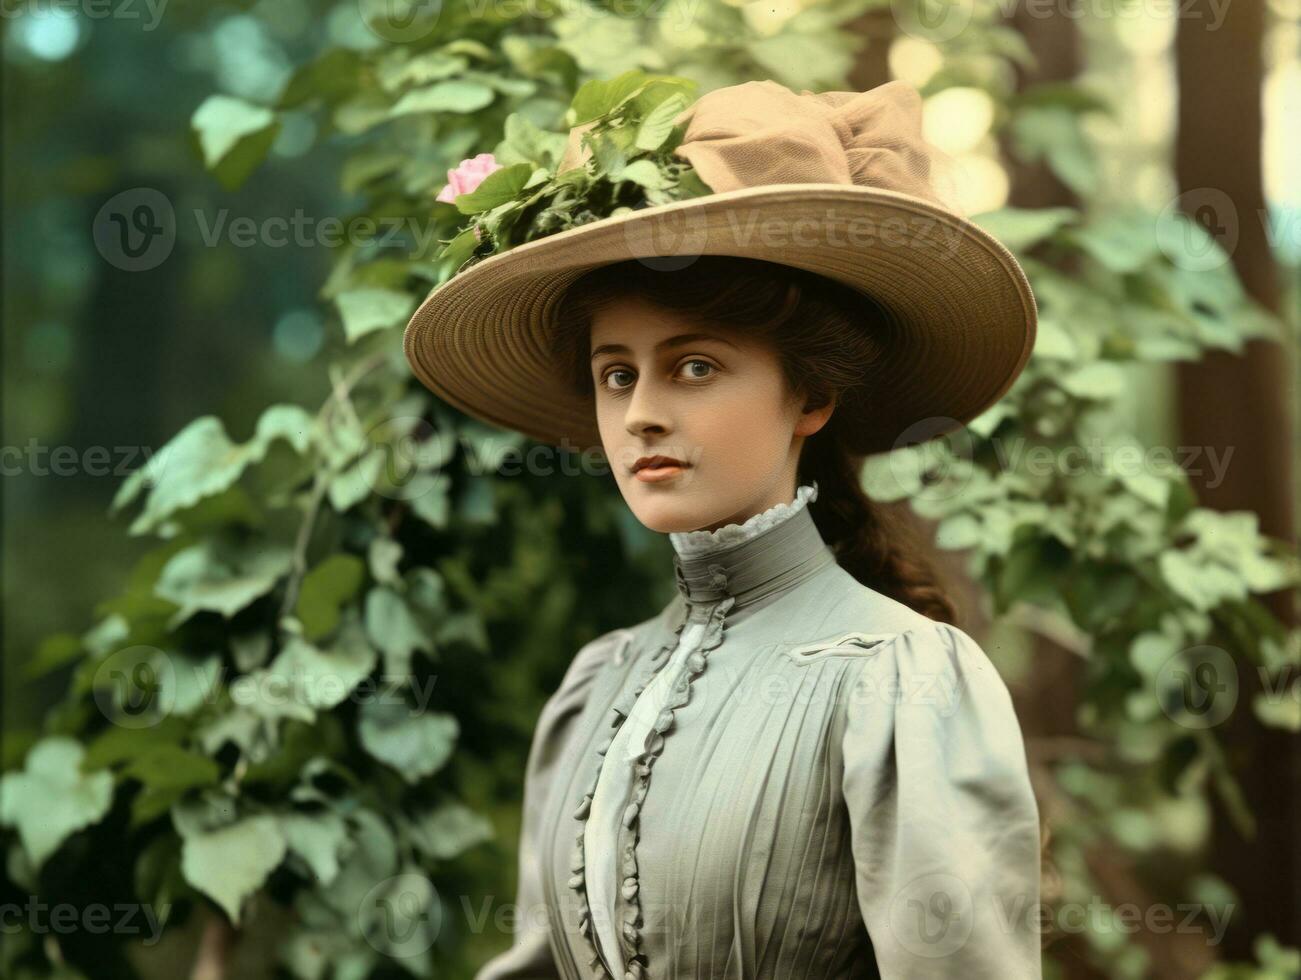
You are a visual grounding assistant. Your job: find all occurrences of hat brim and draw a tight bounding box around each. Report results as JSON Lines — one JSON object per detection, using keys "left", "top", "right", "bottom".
{"left": 403, "top": 183, "right": 1037, "bottom": 457}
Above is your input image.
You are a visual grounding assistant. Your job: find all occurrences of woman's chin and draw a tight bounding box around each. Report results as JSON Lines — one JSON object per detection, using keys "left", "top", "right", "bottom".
{"left": 627, "top": 492, "right": 716, "bottom": 535}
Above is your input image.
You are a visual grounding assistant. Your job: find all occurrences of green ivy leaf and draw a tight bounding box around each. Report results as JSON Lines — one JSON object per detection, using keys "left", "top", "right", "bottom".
{"left": 190, "top": 95, "right": 281, "bottom": 191}
{"left": 277, "top": 810, "right": 351, "bottom": 885}
{"left": 112, "top": 407, "right": 313, "bottom": 536}
{"left": 1059, "top": 361, "right": 1126, "bottom": 400}
{"left": 335, "top": 288, "right": 417, "bottom": 343}
{"left": 123, "top": 744, "right": 223, "bottom": 826}
{"left": 260, "top": 623, "right": 378, "bottom": 714}
{"left": 405, "top": 802, "right": 494, "bottom": 861}
{"left": 1068, "top": 207, "right": 1162, "bottom": 273}
{"left": 376, "top": 51, "right": 468, "bottom": 93}
{"left": 1159, "top": 550, "right": 1245, "bottom": 611}
{"left": 181, "top": 815, "right": 287, "bottom": 925}
{"left": 368, "top": 536, "right": 404, "bottom": 587}
{"left": 364, "top": 586, "right": 432, "bottom": 677}
{"left": 389, "top": 80, "right": 496, "bottom": 117}
{"left": 295, "top": 554, "right": 367, "bottom": 641}
{"left": 358, "top": 701, "right": 458, "bottom": 784}
{"left": 1010, "top": 105, "right": 1098, "bottom": 198}
{"left": 329, "top": 449, "right": 385, "bottom": 512}
{"left": 1253, "top": 693, "right": 1301, "bottom": 732}
{"left": 971, "top": 206, "right": 1078, "bottom": 253}
{"left": 155, "top": 539, "right": 294, "bottom": 627}
{"left": 0, "top": 738, "right": 114, "bottom": 867}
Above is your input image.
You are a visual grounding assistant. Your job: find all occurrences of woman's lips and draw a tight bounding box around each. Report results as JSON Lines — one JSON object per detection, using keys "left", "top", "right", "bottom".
{"left": 634, "top": 463, "right": 688, "bottom": 483}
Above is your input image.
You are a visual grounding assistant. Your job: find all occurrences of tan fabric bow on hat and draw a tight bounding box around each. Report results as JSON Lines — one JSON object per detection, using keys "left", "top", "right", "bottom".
{"left": 405, "top": 76, "right": 1037, "bottom": 458}
{"left": 558, "top": 79, "right": 960, "bottom": 210}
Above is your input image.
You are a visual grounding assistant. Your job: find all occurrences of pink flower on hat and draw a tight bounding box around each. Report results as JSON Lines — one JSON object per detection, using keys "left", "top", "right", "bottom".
{"left": 437, "top": 152, "right": 502, "bottom": 203}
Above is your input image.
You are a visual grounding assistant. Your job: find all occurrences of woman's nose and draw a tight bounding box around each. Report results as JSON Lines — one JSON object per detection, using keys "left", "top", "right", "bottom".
{"left": 624, "top": 375, "right": 671, "bottom": 436}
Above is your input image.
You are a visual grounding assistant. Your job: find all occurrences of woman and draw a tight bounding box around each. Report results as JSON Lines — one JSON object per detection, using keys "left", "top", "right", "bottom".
{"left": 405, "top": 78, "right": 1044, "bottom": 978}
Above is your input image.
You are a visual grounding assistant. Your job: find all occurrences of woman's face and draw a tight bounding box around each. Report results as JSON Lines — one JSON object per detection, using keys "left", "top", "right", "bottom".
{"left": 588, "top": 294, "right": 834, "bottom": 534}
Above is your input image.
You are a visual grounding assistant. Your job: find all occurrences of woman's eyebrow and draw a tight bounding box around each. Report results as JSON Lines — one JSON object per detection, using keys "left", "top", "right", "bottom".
{"left": 590, "top": 332, "right": 739, "bottom": 361}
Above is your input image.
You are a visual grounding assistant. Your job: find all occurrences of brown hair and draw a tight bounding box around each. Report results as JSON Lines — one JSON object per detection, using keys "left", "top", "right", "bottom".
{"left": 552, "top": 253, "right": 956, "bottom": 624}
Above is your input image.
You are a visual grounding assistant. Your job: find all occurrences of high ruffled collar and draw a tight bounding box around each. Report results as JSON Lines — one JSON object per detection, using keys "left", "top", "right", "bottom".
{"left": 668, "top": 482, "right": 820, "bottom": 555}
{"left": 667, "top": 482, "right": 835, "bottom": 610}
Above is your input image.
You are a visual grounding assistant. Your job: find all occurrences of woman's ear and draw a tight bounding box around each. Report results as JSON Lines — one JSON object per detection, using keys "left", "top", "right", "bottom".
{"left": 795, "top": 393, "right": 836, "bottom": 438}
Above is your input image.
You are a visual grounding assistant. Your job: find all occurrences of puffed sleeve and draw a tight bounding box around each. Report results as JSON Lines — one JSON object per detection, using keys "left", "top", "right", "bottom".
{"left": 475, "top": 628, "right": 628, "bottom": 980}
{"left": 841, "top": 621, "right": 1042, "bottom": 979}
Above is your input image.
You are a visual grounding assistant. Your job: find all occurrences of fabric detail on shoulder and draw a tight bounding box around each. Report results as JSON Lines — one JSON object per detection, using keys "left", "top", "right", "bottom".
{"left": 840, "top": 620, "right": 1043, "bottom": 978}
{"left": 782, "top": 629, "right": 908, "bottom": 664}
{"left": 558, "top": 628, "right": 635, "bottom": 696}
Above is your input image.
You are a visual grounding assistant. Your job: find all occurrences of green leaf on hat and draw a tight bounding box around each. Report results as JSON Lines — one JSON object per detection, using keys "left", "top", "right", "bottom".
{"left": 496, "top": 112, "right": 569, "bottom": 168}
{"left": 635, "top": 92, "right": 689, "bottom": 152}
{"left": 568, "top": 69, "right": 654, "bottom": 125}
{"left": 615, "top": 159, "right": 669, "bottom": 191}
{"left": 453, "top": 162, "right": 534, "bottom": 215}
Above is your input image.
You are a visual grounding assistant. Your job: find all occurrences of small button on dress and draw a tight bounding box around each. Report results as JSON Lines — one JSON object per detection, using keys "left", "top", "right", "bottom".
{"left": 475, "top": 480, "right": 1043, "bottom": 980}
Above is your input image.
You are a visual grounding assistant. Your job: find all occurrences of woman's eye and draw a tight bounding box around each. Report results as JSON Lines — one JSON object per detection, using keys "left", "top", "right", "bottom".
{"left": 603, "top": 369, "right": 634, "bottom": 391}
{"left": 680, "top": 359, "right": 715, "bottom": 380}
{"left": 600, "top": 360, "right": 715, "bottom": 393}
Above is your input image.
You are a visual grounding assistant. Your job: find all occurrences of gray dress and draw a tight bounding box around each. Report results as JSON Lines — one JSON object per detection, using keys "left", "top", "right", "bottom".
{"left": 476, "top": 489, "right": 1042, "bottom": 980}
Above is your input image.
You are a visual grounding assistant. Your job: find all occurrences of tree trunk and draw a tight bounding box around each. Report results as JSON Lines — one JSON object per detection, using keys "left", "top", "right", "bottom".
{"left": 190, "top": 909, "right": 234, "bottom": 980}
{"left": 1173, "top": 0, "right": 1300, "bottom": 952}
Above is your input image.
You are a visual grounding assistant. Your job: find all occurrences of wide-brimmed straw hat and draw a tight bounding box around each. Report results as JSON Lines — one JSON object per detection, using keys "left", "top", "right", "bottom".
{"left": 403, "top": 77, "right": 1037, "bottom": 457}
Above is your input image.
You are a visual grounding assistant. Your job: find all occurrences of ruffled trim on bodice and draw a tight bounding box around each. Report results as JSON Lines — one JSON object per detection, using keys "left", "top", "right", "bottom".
{"left": 568, "top": 483, "right": 824, "bottom": 978}
{"left": 569, "top": 584, "right": 736, "bottom": 978}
